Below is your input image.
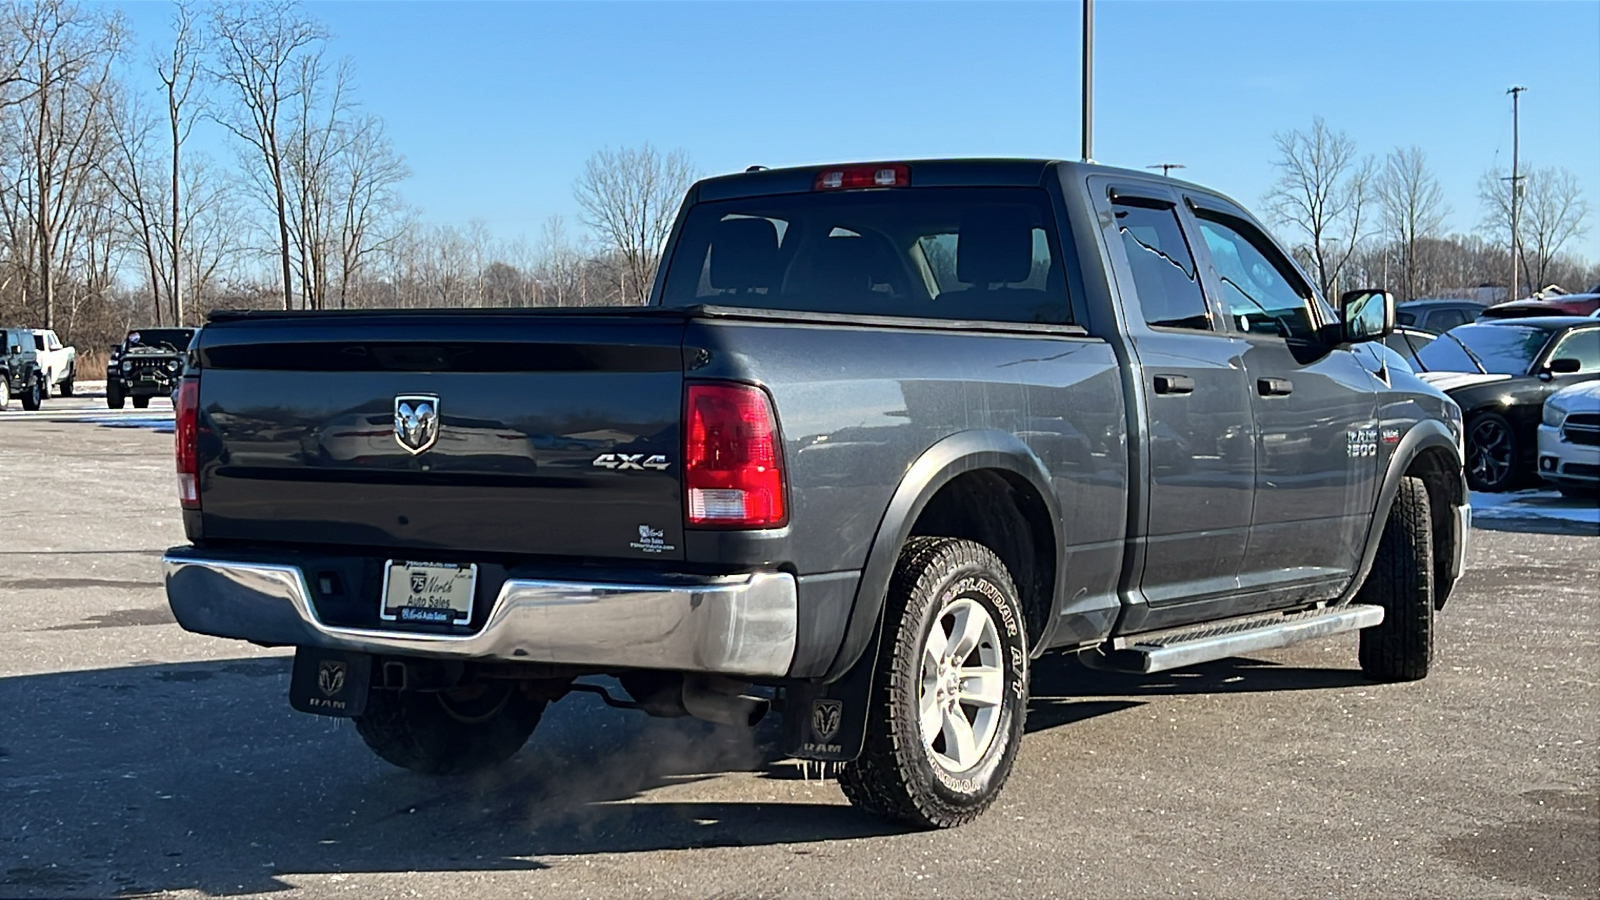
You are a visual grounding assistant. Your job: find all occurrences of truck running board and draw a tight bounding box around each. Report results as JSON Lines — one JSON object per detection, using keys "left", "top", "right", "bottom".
{"left": 1089, "top": 604, "right": 1386, "bottom": 675}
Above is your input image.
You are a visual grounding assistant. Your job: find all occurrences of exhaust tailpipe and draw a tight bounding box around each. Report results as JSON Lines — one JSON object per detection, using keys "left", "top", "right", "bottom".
{"left": 680, "top": 675, "right": 769, "bottom": 728}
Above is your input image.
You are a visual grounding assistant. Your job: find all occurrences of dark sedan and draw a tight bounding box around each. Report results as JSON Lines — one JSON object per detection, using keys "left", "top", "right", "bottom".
{"left": 1410, "top": 317, "right": 1600, "bottom": 491}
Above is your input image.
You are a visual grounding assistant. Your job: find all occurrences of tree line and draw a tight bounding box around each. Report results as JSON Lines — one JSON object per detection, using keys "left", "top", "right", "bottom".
{"left": 1263, "top": 116, "right": 1595, "bottom": 304}
{"left": 0, "top": 0, "right": 691, "bottom": 371}
{"left": 3, "top": 1, "right": 1595, "bottom": 374}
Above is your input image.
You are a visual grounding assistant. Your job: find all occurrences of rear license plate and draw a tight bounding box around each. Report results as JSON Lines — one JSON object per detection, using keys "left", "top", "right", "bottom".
{"left": 380, "top": 560, "right": 478, "bottom": 625}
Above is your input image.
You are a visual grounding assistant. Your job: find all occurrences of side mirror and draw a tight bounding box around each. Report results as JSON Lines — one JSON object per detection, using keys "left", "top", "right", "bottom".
{"left": 1340, "top": 289, "right": 1395, "bottom": 344}
{"left": 1548, "top": 357, "right": 1581, "bottom": 375}
{"left": 7, "top": 345, "right": 19, "bottom": 355}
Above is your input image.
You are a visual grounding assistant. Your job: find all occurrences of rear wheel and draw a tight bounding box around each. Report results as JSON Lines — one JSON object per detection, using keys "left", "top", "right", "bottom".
{"left": 354, "top": 683, "right": 546, "bottom": 775}
{"left": 131, "top": 395, "right": 150, "bottom": 409}
{"left": 1358, "top": 476, "right": 1435, "bottom": 682}
{"left": 1466, "top": 412, "right": 1519, "bottom": 492}
{"left": 839, "top": 537, "right": 1029, "bottom": 829}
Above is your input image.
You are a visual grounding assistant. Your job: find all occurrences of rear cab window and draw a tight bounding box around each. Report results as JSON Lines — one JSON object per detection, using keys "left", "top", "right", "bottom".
{"left": 658, "top": 187, "right": 1073, "bottom": 325}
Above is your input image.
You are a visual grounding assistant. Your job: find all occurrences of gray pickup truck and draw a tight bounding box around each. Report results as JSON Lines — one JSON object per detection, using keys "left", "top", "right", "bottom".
{"left": 164, "top": 160, "right": 1470, "bottom": 828}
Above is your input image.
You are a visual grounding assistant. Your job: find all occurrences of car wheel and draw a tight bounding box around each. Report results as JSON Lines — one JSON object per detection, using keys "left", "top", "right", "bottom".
{"left": 38, "top": 373, "right": 49, "bottom": 400}
{"left": 838, "top": 537, "right": 1029, "bottom": 829}
{"left": 132, "top": 395, "right": 150, "bottom": 409}
{"left": 1465, "top": 411, "right": 1519, "bottom": 492}
{"left": 106, "top": 381, "right": 125, "bottom": 409}
{"left": 353, "top": 683, "right": 546, "bottom": 775}
{"left": 20, "top": 376, "right": 42, "bottom": 411}
{"left": 0, "top": 378, "right": 9, "bottom": 410}
{"left": 1358, "top": 476, "right": 1434, "bottom": 682}
{"left": 59, "top": 376, "right": 73, "bottom": 397}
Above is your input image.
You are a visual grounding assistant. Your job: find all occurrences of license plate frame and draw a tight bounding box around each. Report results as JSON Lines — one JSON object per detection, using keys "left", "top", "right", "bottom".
{"left": 379, "top": 560, "right": 478, "bottom": 626}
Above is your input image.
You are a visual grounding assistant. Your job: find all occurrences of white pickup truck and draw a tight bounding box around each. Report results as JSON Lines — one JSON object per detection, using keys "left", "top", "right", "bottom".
{"left": 31, "top": 329, "right": 76, "bottom": 397}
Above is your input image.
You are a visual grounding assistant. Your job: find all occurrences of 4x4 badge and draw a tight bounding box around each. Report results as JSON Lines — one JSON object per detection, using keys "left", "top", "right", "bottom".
{"left": 394, "top": 395, "right": 440, "bottom": 455}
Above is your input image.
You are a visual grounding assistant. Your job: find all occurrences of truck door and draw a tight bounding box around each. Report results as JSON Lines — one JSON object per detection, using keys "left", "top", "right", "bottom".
{"left": 1187, "top": 203, "right": 1379, "bottom": 597}
{"left": 1100, "top": 190, "right": 1256, "bottom": 610}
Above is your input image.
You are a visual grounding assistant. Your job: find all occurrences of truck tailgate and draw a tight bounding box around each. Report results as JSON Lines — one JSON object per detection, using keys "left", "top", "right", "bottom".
{"left": 193, "top": 312, "right": 688, "bottom": 561}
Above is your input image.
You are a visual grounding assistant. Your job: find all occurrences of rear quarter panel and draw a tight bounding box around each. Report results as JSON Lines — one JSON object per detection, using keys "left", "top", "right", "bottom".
{"left": 683, "top": 316, "right": 1128, "bottom": 588}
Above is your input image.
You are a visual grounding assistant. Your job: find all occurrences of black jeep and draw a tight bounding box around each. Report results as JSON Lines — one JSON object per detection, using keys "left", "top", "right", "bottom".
{"left": 0, "top": 327, "right": 45, "bottom": 411}
{"left": 107, "top": 328, "right": 195, "bottom": 409}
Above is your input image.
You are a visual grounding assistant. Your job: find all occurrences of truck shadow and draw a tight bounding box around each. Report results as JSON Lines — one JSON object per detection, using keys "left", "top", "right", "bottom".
{"left": 0, "top": 651, "right": 1373, "bottom": 897}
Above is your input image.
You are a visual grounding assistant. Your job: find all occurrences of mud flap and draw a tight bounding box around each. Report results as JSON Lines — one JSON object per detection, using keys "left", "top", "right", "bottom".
{"left": 289, "top": 648, "right": 372, "bottom": 717}
{"left": 781, "top": 619, "right": 882, "bottom": 762}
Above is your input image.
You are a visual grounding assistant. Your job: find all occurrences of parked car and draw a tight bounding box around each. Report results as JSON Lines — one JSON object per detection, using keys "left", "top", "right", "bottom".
{"left": 0, "top": 327, "right": 45, "bottom": 410}
{"left": 1537, "top": 380, "right": 1600, "bottom": 497}
{"left": 1395, "top": 299, "right": 1486, "bottom": 334}
{"left": 1382, "top": 326, "right": 1438, "bottom": 372}
{"left": 162, "top": 159, "right": 1470, "bottom": 829}
{"left": 106, "top": 328, "right": 195, "bottom": 409}
{"left": 29, "top": 328, "right": 77, "bottom": 397}
{"left": 1410, "top": 317, "right": 1600, "bottom": 491}
{"left": 1481, "top": 294, "right": 1600, "bottom": 319}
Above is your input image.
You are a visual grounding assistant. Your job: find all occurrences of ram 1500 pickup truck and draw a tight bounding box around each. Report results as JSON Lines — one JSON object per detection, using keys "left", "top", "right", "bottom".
{"left": 164, "top": 160, "right": 1470, "bottom": 828}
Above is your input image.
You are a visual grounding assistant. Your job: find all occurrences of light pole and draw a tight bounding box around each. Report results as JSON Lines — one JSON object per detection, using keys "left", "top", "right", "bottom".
{"left": 1146, "top": 163, "right": 1185, "bottom": 177}
{"left": 1506, "top": 85, "right": 1527, "bottom": 300}
{"left": 1081, "top": 0, "right": 1094, "bottom": 163}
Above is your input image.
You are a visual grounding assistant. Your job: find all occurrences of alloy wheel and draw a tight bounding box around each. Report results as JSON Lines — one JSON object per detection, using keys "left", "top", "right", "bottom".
{"left": 1468, "top": 418, "right": 1512, "bottom": 488}
{"left": 919, "top": 596, "right": 1005, "bottom": 773}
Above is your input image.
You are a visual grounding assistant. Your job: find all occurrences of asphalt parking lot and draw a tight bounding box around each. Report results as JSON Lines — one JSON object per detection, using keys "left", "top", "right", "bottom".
{"left": 2, "top": 389, "right": 1596, "bottom": 900}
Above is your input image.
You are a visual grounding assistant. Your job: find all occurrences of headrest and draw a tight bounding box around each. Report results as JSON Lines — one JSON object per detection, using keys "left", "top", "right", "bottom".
{"left": 958, "top": 208, "right": 1035, "bottom": 285}
{"left": 709, "top": 217, "right": 780, "bottom": 290}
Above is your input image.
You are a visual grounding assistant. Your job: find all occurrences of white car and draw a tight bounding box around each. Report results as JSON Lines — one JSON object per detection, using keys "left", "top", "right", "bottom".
{"left": 1537, "top": 380, "right": 1600, "bottom": 497}
{"left": 30, "top": 329, "right": 77, "bottom": 397}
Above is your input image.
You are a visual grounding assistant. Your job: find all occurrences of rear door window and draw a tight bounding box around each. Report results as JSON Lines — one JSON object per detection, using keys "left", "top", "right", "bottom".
{"left": 1110, "top": 201, "right": 1212, "bottom": 331}
{"left": 1427, "top": 309, "right": 1469, "bottom": 333}
{"left": 659, "top": 188, "right": 1073, "bottom": 324}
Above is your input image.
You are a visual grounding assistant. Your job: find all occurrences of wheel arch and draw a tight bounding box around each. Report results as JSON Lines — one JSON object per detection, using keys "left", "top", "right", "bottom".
{"left": 1342, "top": 419, "right": 1466, "bottom": 609}
{"left": 821, "top": 429, "right": 1062, "bottom": 682}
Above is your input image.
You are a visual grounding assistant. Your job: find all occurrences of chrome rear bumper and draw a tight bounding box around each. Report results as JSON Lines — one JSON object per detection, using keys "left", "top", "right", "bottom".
{"left": 163, "top": 555, "right": 798, "bottom": 678}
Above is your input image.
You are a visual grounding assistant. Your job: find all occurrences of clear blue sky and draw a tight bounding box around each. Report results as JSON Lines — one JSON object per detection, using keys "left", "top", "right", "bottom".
{"left": 115, "top": 0, "right": 1600, "bottom": 258}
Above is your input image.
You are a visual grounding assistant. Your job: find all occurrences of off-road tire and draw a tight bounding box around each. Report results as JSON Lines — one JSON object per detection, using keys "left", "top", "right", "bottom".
{"left": 131, "top": 395, "right": 150, "bottom": 409}
{"left": 1358, "top": 476, "right": 1434, "bottom": 682}
{"left": 38, "top": 375, "right": 49, "bottom": 400}
{"left": 353, "top": 683, "right": 545, "bottom": 776}
{"left": 106, "top": 381, "right": 125, "bottom": 409}
{"left": 838, "top": 537, "right": 1029, "bottom": 829}
{"left": 20, "top": 376, "right": 41, "bottom": 411}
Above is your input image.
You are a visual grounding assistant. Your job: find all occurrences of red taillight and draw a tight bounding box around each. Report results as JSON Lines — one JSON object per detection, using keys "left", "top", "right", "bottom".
{"left": 814, "top": 163, "right": 910, "bottom": 190}
{"left": 175, "top": 378, "right": 200, "bottom": 509}
{"left": 685, "top": 382, "right": 786, "bottom": 528}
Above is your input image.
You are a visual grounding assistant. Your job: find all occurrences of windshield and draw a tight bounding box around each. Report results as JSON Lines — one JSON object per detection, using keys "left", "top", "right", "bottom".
{"left": 127, "top": 329, "right": 195, "bottom": 352}
{"left": 1417, "top": 324, "right": 1551, "bottom": 375}
{"left": 659, "top": 187, "right": 1073, "bottom": 325}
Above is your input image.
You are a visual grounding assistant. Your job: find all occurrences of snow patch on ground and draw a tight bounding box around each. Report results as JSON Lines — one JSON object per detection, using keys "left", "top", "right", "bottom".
{"left": 1471, "top": 488, "right": 1598, "bottom": 535}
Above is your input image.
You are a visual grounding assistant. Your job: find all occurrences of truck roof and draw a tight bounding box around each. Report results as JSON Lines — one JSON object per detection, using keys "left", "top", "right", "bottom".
{"left": 691, "top": 158, "right": 1217, "bottom": 202}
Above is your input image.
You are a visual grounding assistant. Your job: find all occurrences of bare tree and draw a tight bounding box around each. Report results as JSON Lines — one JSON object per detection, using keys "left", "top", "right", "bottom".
{"left": 157, "top": 0, "right": 202, "bottom": 325}
{"left": 333, "top": 113, "right": 405, "bottom": 308}
{"left": 7, "top": 0, "right": 124, "bottom": 330}
{"left": 573, "top": 143, "right": 694, "bottom": 304}
{"left": 209, "top": 0, "right": 325, "bottom": 309}
{"left": 1479, "top": 165, "right": 1590, "bottom": 296}
{"left": 1377, "top": 146, "right": 1448, "bottom": 301}
{"left": 1263, "top": 117, "right": 1377, "bottom": 301}
{"left": 103, "top": 83, "right": 166, "bottom": 323}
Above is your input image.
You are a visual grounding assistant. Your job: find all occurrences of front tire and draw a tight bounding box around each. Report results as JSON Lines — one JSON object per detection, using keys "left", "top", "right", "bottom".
{"left": 131, "top": 395, "right": 150, "bottom": 409}
{"left": 59, "top": 374, "right": 73, "bottom": 396}
{"left": 106, "top": 381, "right": 125, "bottom": 409}
{"left": 354, "top": 683, "right": 546, "bottom": 775}
{"left": 20, "top": 376, "right": 41, "bottom": 411}
{"left": 839, "top": 537, "right": 1029, "bottom": 829}
{"left": 0, "top": 378, "right": 9, "bottom": 410}
{"left": 1466, "top": 412, "right": 1520, "bottom": 492}
{"left": 1358, "top": 476, "right": 1435, "bottom": 682}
